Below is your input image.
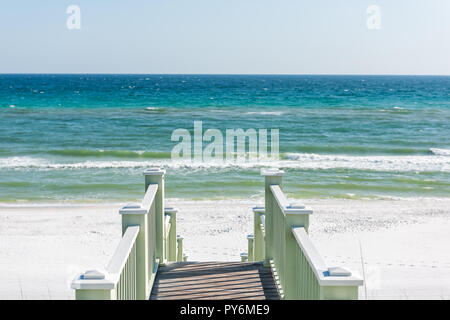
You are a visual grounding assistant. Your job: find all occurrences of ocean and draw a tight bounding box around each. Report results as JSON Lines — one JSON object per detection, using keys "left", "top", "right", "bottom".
{"left": 0, "top": 74, "right": 449, "bottom": 203}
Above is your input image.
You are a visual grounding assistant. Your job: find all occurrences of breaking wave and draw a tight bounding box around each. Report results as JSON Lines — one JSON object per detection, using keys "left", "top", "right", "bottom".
{"left": 430, "top": 148, "right": 450, "bottom": 156}
{"left": 1, "top": 153, "right": 449, "bottom": 173}
{"left": 47, "top": 149, "right": 171, "bottom": 159}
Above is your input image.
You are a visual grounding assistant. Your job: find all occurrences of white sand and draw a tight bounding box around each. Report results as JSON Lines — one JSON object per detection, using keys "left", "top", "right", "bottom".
{"left": 0, "top": 198, "right": 449, "bottom": 300}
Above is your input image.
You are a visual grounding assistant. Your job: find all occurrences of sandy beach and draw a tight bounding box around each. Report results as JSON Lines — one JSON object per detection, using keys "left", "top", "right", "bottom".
{"left": 0, "top": 198, "right": 449, "bottom": 300}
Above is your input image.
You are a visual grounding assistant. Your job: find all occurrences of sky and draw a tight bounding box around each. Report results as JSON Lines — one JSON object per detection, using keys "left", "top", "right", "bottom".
{"left": 0, "top": 0, "right": 449, "bottom": 75}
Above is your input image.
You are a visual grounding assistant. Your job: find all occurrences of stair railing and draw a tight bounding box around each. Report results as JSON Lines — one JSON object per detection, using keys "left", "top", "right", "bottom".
{"left": 247, "top": 169, "right": 363, "bottom": 300}
{"left": 71, "top": 168, "right": 181, "bottom": 300}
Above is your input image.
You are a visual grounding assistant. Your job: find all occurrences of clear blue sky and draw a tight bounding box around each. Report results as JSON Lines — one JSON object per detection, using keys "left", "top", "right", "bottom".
{"left": 1, "top": 0, "right": 449, "bottom": 74}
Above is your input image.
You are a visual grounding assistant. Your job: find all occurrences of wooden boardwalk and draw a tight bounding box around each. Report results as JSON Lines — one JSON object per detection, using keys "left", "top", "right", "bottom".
{"left": 150, "top": 262, "right": 280, "bottom": 300}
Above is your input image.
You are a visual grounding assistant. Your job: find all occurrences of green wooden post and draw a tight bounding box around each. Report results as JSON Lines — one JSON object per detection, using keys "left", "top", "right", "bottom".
{"left": 120, "top": 205, "right": 149, "bottom": 300}
{"left": 72, "top": 270, "right": 116, "bottom": 300}
{"left": 144, "top": 168, "right": 165, "bottom": 262}
{"left": 165, "top": 207, "right": 177, "bottom": 262}
{"left": 284, "top": 209, "right": 310, "bottom": 300}
{"left": 261, "top": 169, "right": 284, "bottom": 267}
{"left": 320, "top": 286, "right": 359, "bottom": 300}
{"left": 252, "top": 206, "right": 265, "bottom": 262}
{"left": 75, "top": 288, "right": 116, "bottom": 300}
{"left": 247, "top": 234, "right": 254, "bottom": 262}
{"left": 177, "top": 236, "right": 183, "bottom": 262}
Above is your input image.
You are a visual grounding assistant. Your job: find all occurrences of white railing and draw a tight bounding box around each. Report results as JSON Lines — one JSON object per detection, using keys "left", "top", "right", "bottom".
{"left": 72, "top": 169, "right": 183, "bottom": 300}
{"left": 249, "top": 206, "right": 265, "bottom": 262}
{"left": 247, "top": 169, "right": 363, "bottom": 300}
{"left": 105, "top": 225, "right": 139, "bottom": 300}
{"left": 292, "top": 227, "right": 363, "bottom": 299}
{"left": 269, "top": 184, "right": 312, "bottom": 298}
{"left": 71, "top": 225, "right": 140, "bottom": 300}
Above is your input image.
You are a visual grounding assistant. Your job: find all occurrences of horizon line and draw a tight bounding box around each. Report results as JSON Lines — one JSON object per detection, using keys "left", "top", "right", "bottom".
{"left": 1, "top": 72, "right": 450, "bottom": 77}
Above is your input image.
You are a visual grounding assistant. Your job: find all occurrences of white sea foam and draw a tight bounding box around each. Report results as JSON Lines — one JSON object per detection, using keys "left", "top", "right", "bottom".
{"left": 144, "top": 107, "right": 164, "bottom": 112}
{"left": 430, "top": 148, "right": 450, "bottom": 156}
{"left": 0, "top": 157, "right": 47, "bottom": 168}
{"left": 1, "top": 153, "right": 449, "bottom": 172}
{"left": 283, "top": 153, "right": 450, "bottom": 172}
{"left": 245, "top": 111, "right": 285, "bottom": 116}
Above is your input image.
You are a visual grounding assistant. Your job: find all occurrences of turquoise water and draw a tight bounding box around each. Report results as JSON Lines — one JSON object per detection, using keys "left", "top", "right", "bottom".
{"left": 0, "top": 74, "right": 449, "bottom": 202}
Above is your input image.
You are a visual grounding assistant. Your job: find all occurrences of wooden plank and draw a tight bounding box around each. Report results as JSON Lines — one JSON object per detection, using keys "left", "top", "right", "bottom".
{"left": 153, "top": 283, "right": 278, "bottom": 294}
{"left": 151, "top": 291, "right": 280, "bottom": 300}
{"left": 150, "top": 262, "right": 279, "bottom": 300}
{"left": 153, "top": 287, "right": 278, "bottom": 297}
{"left": 156, "top": 270, "right": 273, "bottom": 281}
{"left": 158, "top": 264, "right": 273, "bottom": 274}
{"left": 154, "top": 274, "right": 274, "bottom": 284}
{"left": 154, "top": 277, "right": 277, "bottom": 290}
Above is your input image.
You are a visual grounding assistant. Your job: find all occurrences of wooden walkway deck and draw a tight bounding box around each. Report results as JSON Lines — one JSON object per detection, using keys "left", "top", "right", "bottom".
{"left": 150, "top": 262, "right": 280, "bottom": 300}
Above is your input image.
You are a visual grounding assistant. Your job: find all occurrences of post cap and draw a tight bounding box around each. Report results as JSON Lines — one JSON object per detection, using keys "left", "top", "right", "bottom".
{"left": 252, "top": 206, "right": 265, "bottom": 213}
{"left": 240, "top": 252, "right": 248, "bottom": 258}
{"left": 247, "top": 234, "right": 254, "bottom": 240}
{"left": 261, "top": 168, "right": 285, "bottom": 176}
{"left": 143, "top": 168, "right": 166, "bottom": 176}
{"left": 165, "top": 207, "right": 178, "bottom": 214}
{"left": 82, "top": 270, "right": 106, "bottom": 280}
{"left": 177, "top": 235, "right": 184, "bottom": 241}
{"left": 287, "top": 202, "right": 305, "bottom": 209}
{"left": 71, "top": 270, "right": 116, "bottom": 290}
{"left": 119, "top": 203, "right": 147, "bottom": 215}
{"left": 327, "top": 267, "right": 352, "bottom": 277}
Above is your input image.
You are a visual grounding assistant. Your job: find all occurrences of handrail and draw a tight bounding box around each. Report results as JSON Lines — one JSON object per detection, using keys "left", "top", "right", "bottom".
{"left": 270, "top": 185, "right": 312, "bottom": 215}
{"left": 119, "top": 184, "right": 158, "bottom": 215}
{"left": 292, "top": 227, "right": 363, "bottom": 287}
{"left": 259, "top": 169, "right": 363, "bottom": 300}
{"left": 142, "top": 184, "right": 158, "bottom": 212}
{"left": 72, "top": 168, "right": 179, "bottom": 300}
{"left": 71, "top": 226, "right": 139, "bottom": 299}
{"left": 106, "top": 226, "right": 140, "bottom": 275}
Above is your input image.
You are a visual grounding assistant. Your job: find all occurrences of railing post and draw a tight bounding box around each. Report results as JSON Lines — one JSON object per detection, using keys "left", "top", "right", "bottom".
{"left": 165, "top": 207, "right": 178, "bottom": 262}
{"left": 284, "top": 208, "right": 310, "bottom": 300}
{"left": 176, "top": 236, "right": 184, "bottom": 262}
{"left": 72, "top": 270, "right": 116, "bottom": 300}
{"left": 144, "top": 168, "right": 166, "bottom": 262}
{"left": 247, "top": 234, "right": 254, "bottom": 262}
{"left": 261, "top": 169, "right": 284, "bottom": 267}
{"left": 320, "top": 285, "right": 359, "bottom": 300}
{"left": 120, "top": 205, "right": 149, "bottom": 300}
{"left": 252, "top": 206, "right": 265, "bottom": 262}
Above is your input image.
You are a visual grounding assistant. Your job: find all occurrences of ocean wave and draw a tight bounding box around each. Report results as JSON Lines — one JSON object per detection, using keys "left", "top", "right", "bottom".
{"left": 287, "top": 146, "right": 430, "bottom": 155}
{"left": 245, "top": 111, "right": 285, "bottom": 116}
{"left": 283, "top": 153, "right": 450, "bottom": 172}
{"left": 143, "top": 107, "right": 166, "bottom": 113}
{"left": 47, "top": 149, "right": 171, "bottom": 159}
{"left": 1, "top": 153, "right": 449, "bottom": 172}
{"left": 430, "top": 148, "right": 450, "bottom": 156}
